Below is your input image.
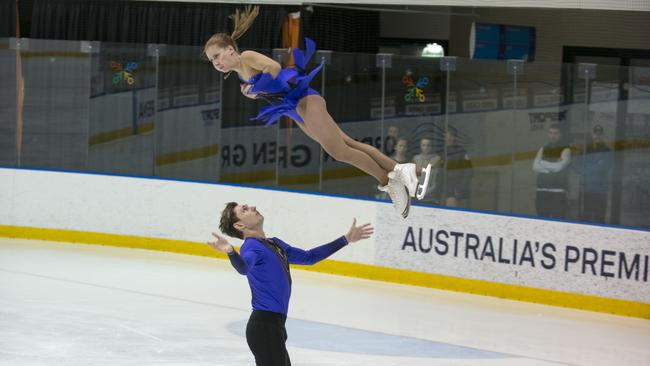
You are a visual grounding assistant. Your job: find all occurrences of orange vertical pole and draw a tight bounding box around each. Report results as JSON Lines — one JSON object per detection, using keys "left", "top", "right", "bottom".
{"left": 15, "top": 0, "right": 24, "bottom": 166}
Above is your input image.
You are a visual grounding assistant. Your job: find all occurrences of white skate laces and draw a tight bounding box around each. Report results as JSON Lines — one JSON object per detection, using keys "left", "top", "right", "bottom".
{"left": 379, "top": 176, "right": 410, "bottom": 218}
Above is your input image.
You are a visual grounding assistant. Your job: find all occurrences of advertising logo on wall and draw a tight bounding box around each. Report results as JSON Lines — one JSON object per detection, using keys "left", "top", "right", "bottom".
{"left": 376, "top": 205, "right": 650, "bottom": 303}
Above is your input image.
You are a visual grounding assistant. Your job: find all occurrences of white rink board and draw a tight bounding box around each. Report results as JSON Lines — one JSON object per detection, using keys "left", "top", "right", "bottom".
{"left": 1, "top": 167, "right": 648, "bottom": 304}
{"left": 0, "top": 168, "right": 375, "bottom": 265}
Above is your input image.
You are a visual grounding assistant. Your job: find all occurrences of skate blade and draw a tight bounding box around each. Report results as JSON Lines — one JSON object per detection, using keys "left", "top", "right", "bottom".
{"left": 415, "top": 164, "right": 432, "bottom": 200}
{"left": 402, "top": 186, "right": 411, "bottom": 218}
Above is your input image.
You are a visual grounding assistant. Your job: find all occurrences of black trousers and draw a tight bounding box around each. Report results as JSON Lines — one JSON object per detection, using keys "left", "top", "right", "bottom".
{"left": 246, "top": 310, "right": 291, "bottom": 366}
{"left": 535, "top": 190, "right": 567, "bottom": 219}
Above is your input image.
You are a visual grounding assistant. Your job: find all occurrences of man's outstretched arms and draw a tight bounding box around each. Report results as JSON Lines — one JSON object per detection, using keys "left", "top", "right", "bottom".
{"left": 284, "top": 218, "right": 374, "bottom": 265}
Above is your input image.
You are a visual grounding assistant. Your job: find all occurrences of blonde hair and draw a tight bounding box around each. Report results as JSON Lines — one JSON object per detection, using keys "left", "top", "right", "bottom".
{"left": 204, "top": 5, "right": 260, "bottom": 55}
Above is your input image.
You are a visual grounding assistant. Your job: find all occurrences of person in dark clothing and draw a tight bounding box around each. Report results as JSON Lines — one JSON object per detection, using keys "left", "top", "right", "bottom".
{"left": 532, "top": 123, "right": 572, "bottom": 219}
{"left": 434, "top": 127, "right": 473, "bottom": 207}
{"left": 578, "top": 125, "right": 612, "bottom": 223}
{"left": 207, "top": 202, "right": 373, "bottom": 366}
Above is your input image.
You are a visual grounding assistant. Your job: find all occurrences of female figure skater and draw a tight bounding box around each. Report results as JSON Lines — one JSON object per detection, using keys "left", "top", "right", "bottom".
{"left": 204, "top": 6, "right": 431, "bottom": 217}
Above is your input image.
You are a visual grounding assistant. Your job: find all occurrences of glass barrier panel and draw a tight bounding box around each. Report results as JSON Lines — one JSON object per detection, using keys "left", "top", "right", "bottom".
{"left": 155, "top": 44, "right": 220, "bottom": 182}
{"left": 387, "top": 54, "right": 445, "bottom": 205}
{"left": 19, "top": 39, "right": 90, "bottom": 170}
{"left": 4, "top": 37, "right": 648, "bottom": 231}
{"left": 88, "top": 42, "right": 155, "bottom": 176}
{"left": 612, "top": 64, "right": 649, "bottom": 228}
{"left": 446, "top": 58, "right": 512, "bottom": 212}
{"left": 313, "top": 51, "right": 381, "bottom": 198}
{"left": 0, "top": 38, "right": 17, "bottom": 166}
{"left": 510, "top": 61, "right": 569, "bottom": 219}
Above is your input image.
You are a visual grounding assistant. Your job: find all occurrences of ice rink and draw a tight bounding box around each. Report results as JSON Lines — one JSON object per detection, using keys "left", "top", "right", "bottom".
{"left": 1, "top": 238, "right": 648, "bottom": 366}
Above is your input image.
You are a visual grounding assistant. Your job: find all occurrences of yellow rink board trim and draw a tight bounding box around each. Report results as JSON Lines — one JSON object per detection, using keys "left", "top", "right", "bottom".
{"left": 155, "top": 144, "right": 220, "bottom": 167}
{"left": 1, "top": 225, "right": 648, "bottom": 319}
{"left": 89, "top": 121, "right": 155, "bottom": 146}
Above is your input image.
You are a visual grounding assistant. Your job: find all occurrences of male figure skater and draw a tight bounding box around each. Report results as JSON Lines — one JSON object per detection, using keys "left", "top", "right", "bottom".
{"left": 207, "top": 202, "right": 373, "bottom": 366}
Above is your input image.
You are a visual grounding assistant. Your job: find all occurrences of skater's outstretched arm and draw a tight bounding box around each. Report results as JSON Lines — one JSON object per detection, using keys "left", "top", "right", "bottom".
{"left": 280, "top": 219, "right": 374, "bottom": 265}
{"left": 207, "top": 232, "right": 259, "bottom": 275}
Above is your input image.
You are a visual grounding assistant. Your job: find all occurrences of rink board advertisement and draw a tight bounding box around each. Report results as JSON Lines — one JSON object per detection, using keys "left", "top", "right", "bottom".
{"left": 376, "top": 204, "right": 650, "bottom": 304}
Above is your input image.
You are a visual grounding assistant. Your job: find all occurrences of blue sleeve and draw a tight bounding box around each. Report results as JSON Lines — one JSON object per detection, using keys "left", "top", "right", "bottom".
{"left": 283, "top": 236, "right": 348, "bottom": 265}
{"left": 227, "top": 247, "right": 260, "bottom": 275}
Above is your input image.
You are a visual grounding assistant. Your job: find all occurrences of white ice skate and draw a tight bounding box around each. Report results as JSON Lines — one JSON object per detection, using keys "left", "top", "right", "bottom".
{"left": 378, "top": 177, "right": 411, "bottom": 218}
{"left": 392, "top": 163, "right": 432, "bottom": 200}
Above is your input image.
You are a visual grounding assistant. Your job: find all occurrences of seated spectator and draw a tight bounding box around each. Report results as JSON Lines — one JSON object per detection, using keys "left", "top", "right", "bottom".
{"left": 391, "top": 138, "right": 410, "bottom": 164}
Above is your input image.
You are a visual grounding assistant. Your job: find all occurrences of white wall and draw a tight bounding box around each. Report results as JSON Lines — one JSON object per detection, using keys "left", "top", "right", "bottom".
{"left": 1, "top": 167, "right": 649, "bottom": 304}
{"left": 0, "top": 168, "right": 377, "bottom": 265}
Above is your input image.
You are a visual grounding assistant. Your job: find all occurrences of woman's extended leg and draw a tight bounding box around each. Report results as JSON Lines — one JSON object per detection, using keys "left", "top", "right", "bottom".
{"left": 316, "top": 102, "right": 420, "bottom": 197}
{"left": 334, "top": 125, "right": 397, "bottom": 172}
{"left": 294, "top": 113, "right": 396, "bottom": 172}
{"left": 296, "top": 95, "right": 389, "bottom": 185}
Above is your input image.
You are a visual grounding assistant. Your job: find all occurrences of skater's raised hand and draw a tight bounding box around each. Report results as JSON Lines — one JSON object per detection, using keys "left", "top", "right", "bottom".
{"left": 208, "top": 232, "right": 235, "bottom": 254}
{"left": 345, "top": 218, "right": 374, "bottom": 243}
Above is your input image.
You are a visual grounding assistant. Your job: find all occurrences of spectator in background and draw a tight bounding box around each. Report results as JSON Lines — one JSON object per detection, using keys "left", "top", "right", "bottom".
{"left": 385, "top": 126, "right": 400, "bottom": 156}
{"left": 391, "top": 138, "right": 410, "bottom": 164}
{"left": 533, "top": 123, "right": 572, "bottom": 219}
{"left": 579, "top": 125, "right": 612, "bottom": 223}
{"left": 434, "top": 126, "right": 473, "bottom": 207}
{"left": 412, "top": 137, "right": 440, "bottom": 203}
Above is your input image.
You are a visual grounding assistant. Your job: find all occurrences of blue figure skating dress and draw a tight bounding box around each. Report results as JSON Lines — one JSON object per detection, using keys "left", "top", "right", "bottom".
{"left": 240, "top": 38, "right": 324, "bottom": 126}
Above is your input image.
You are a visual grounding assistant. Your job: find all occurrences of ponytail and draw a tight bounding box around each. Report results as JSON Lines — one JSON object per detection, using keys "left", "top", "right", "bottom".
{"left": 230, "top": 5, "right": 259, "bottom": 42}
{"left": 204, "top": 5, "right": 259, "bottom": 55}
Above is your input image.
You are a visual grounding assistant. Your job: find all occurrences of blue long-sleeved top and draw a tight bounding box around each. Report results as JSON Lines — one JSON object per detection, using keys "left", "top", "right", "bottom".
{"left": 576, "top": 142, "right": 612, "bottom": 193}
{"left": 227, "top": 235, "right": 348, "bottom": 315}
